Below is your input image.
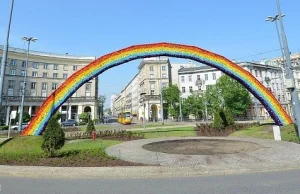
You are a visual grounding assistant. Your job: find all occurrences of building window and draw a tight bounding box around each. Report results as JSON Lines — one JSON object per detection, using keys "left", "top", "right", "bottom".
{"left": 212, "top": 73, "right": 216, "bottom": 80}
{"left": 31, "top": 82, "right": 37, "bottom": 89}
{"left": 9, "top": 69, "right": 16, "bottom": 75}
{"left": 52, "top": 83, "right": 58, "bottom": 90}
{"left": 85, "top": 83, "right": 91, "bottom": 97}
{"left": 21, "top": 70, "right": 26, "bottom": 77}
{"left": 150, "top": 66, "right": 154, "bottom": 71}
{"left": 44, "top": 63, "right": 48, "bottom": 69}
{"left": 42, "top": 83, "right": 48, "bottom": 90}
{"left": 197, "top": 75, "right": 200, "bottom": 80}
{"left": 42, "top": 90, "right": 47, "bottom": 97}
{"left": 43, "top": 72, "right": 48, "bottom": 78}
{"left": 259, "top": 70, "right": 262, "bottom": 77}
{"left": 198, "top": 85, "right": 201, "bottom": 90}
{"left": 33, "top": 62, "right": 39, "bottom": 69}
{"left": 181, "top": 76, "right": 185, "bottom": 83}
{"left": 8, "top": 80, "right": 15, "bottom": 89}
{"left": 205, "top": 74, "right": 208, "bottom": 80}
{"left": 162, "top": 73, "right": 167, "bottom": 78}
{"left": 11, "top": 59, "right": 16, "bottom": 66}
{"left": 73, "top": 65, "right": 77, "bottom": 71}
{"left": 53, "top": 73, "right": 58, "bottom": 78}
{"left": 162, "top": 66, "right": 166, "bottom": 71}
{"left": 32, "top": 71, "right": 38, "bottom": 77}
{"left": 189, "top": 86, "right": 193, "bottom": 92}
{"left": 162, "top": 83, "right": 167, "bottom": 88}
{"left": 30, "top": 90, "right": 37, "bottom": 97}
{"left": 188, "top": 75, "right": 192, "bottom": 82}
{"left": 22, "top": 61, "right": 26, "bottom": 68}
{"left": 255, "top": 70, "right": 258, "bottom": 77}
{"left": 150, "top": 74, "right": 154, "bottom": 80}
{"left": 182, "top": 87, "right": 186, "bottom": 93}
{"left": 63, "top": 73, "right": 68, "bottom": 79}
{"left": 150, "top": 83, "right": 155, "bottom": 95}
{"left": 63, "top": 65, "right": 68, "bottom": 71}
{"left": 53, "top": 64, "right": 59, "bottom": 70}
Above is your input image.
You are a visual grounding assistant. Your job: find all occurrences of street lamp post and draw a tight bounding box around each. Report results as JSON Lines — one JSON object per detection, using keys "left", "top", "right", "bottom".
{"left": 18, "top": 37, "right": 38, "bottom": 132}
{"left": 0, "top": 0, "right": 15, "bottom": 123}
{"left": 275, "top": 0, "right": 300, "bottom": 137}
{"left": 159, "top": 57, "right": 164, "bottom": 125}
{"left": 179, "top": 92, "right": 183, "bottom": 122}
{"left": 140, "top": 92, "right": 146, "bottom": 130}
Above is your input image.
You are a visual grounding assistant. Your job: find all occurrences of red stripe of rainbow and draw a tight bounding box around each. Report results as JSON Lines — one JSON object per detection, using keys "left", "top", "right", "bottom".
{"left": 22, "top": 42, "right": 292, "bottom": 135}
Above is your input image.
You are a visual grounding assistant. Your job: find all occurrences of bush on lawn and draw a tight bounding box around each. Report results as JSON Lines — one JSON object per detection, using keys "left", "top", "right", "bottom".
{"left": 86, "top": 119, "right": 95, "bottom": 135}
{"left": 41, "top": 113, "right": 65, "bottom": 157}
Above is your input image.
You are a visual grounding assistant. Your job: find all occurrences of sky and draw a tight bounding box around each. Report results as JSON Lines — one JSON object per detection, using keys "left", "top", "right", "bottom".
{"left": 1, "top": 0, "right": 300, "bottom": 108}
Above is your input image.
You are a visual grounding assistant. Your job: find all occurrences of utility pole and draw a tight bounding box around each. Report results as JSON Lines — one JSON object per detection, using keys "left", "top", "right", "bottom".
{"left": 0, "top": 0, "right": 14, "bottom": 123}
{"left": 179, "top": 93, "right": 182, "bottom": 122}
{"left": 276, "top": 0, "right": 300, "bottom": 137}
{"left": 159, "top": 57, "right": 164, "bottom": 124}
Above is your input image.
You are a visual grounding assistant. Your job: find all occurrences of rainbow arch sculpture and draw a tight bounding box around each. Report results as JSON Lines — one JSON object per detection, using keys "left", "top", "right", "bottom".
{"left": 22, "top": 42, "right": 293, "bottom": 136}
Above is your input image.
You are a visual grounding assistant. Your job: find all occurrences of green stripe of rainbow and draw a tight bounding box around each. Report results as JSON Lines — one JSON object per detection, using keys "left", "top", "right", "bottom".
{"left": 22, "top": 42, "right": 292, "bottom": 135}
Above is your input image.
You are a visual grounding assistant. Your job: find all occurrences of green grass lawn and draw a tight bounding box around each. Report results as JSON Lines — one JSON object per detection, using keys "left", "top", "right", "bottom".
{"left": 230, "top": 124, "right": 299, "bottom": 143}
{"left": 0, "top": 136, "right": 122, "bottom": 155}
{"left": 133, "top": 126, "right": 196, "bottom": 139}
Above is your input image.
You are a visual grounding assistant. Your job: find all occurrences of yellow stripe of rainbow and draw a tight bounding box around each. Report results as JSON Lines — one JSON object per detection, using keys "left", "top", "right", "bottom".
{"left": 22, "top": 42, "right": 292, "bottom": 135}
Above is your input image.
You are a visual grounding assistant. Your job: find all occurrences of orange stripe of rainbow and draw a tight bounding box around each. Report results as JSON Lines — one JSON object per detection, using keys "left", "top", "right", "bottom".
{"left": 22, "top": 42, "right": 292, "bottom": 135}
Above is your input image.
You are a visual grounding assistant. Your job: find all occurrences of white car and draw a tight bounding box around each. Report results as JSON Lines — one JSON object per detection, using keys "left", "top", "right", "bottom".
{"left": 10, "top": 123, "right": 28, "bottom": 131}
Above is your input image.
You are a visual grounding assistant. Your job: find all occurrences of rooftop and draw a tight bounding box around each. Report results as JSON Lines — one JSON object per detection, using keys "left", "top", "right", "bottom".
{"left": 0, "top": 45, "right": 95, "bottom": 60}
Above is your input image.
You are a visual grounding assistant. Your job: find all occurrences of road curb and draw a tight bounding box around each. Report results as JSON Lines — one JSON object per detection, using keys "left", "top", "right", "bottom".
{"left": 1, "top": 165, "right": 300, "bottom": 179}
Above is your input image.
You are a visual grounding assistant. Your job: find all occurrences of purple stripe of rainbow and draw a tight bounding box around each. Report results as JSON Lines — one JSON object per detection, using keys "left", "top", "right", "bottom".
{"left": 22, "top": 43, "right": 292, "bottom": 136}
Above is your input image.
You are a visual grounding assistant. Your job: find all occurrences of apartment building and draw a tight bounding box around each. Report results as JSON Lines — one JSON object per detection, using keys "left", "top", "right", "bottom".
{"left": 113, "top": 57, "right": 172, "bottom": 121}
{"left": 0, "top": 45, "right": 98, "bottom": 125}
{"left": 178, "top": 62, "right": 288, "bottom": 119}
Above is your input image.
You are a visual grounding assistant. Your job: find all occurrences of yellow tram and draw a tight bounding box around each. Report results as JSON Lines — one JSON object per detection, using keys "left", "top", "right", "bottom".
{"left": 117, "top": 112, "right": 132, "bottom": 125}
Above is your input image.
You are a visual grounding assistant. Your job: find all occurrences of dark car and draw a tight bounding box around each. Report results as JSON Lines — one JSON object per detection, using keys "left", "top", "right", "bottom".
{"left": 61, "top": 119, "right": 78, "bottom": 127}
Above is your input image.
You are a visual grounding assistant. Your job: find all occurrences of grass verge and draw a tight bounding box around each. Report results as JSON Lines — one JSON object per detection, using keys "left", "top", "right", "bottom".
{"left": 230, "top": 124, "right": 299, "bottom": 143}
{"left": 133, "top": 126, "right": 196, "bottom": 139}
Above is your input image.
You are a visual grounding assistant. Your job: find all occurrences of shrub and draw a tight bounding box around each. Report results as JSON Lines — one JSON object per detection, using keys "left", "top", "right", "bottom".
{"left": 0, "top": 126, "right": 8, "bottom": 130}
{"left": 224, "top": 109, "right": 235, "bottom": 126}
{"left": 15, "top": 112, "right": 31, "bottom": 123}
{"left": 41, "top": 113, "right": 65, "bottom": 157}
{"left": 93, "top": 119, "right": 100, "bottom": 124}
{"left": 86, "top": 119, "right": 95, "bottom": 135}
{"left": 79, "top": 121, "right": 87, "bottom": 126}
{"left": 213, "top": 111, "right": 224, "bottom": 130}
{"left": 79, "top": 112, "right": 89, "bottom": 123}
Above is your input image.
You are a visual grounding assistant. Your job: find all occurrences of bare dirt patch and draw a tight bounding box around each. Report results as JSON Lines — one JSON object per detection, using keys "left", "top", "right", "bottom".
{"left": 142, "top": 139, "right": 261, "bottom": 155}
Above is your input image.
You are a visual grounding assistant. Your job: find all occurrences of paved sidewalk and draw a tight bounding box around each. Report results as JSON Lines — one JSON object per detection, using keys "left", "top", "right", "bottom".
{"left": 106, "top": 137, "right": 300, "bottom": 169}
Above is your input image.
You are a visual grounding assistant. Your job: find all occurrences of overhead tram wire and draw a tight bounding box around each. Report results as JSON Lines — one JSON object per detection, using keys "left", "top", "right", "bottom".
{"left": 233, "top": 48, "right": 281, "bottom": 61}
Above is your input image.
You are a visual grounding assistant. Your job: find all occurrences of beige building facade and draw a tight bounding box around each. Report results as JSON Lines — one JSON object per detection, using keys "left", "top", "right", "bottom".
{"left": 0, "top": 45, "right": 98, "bottom": 125}
{"left": 113, "top": 57, "right": 172, "bottom": 122}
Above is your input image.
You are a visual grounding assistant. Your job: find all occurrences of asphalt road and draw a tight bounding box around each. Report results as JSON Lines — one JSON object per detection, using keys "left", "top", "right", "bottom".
{"left": 1, "top": 169, "right": 300, "bottom": 194}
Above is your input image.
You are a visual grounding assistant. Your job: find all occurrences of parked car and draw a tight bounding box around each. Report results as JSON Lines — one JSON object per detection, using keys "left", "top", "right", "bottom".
{"left": 10, "top": 123, "right": 28, "bottom": 131}
{"left": 61, "top": 119, "right": 78, "bottom": 127}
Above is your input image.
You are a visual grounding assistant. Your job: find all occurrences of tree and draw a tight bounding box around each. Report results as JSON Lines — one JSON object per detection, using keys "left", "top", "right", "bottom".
{"left": 216, "top": 75, "right": 252, "bottom": 116}
{"left": 79, "top": 112, "right": 89, "bottom": 123}
{"left": 86, "top": 119, "right": 95, "bottom": 135}
{"left": 15, "top": 112, "right": 31, "bottom": 124}
{"left": 97, "top": 95, "right": 106, "bottom": 122}
{"left": 205, "top": 75, "right": 252, "bottom": 117}
{"left": 182, "top": 94, "right": 204, "bottom": 119}
{"left": 104, "top": 108, "right": 112, "bottom": 116}
{"left": 162, "top": 85, "right": 180, "bottom": 119}
{"left": 41, "top": 113, "right": 65, "bottom": 157}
